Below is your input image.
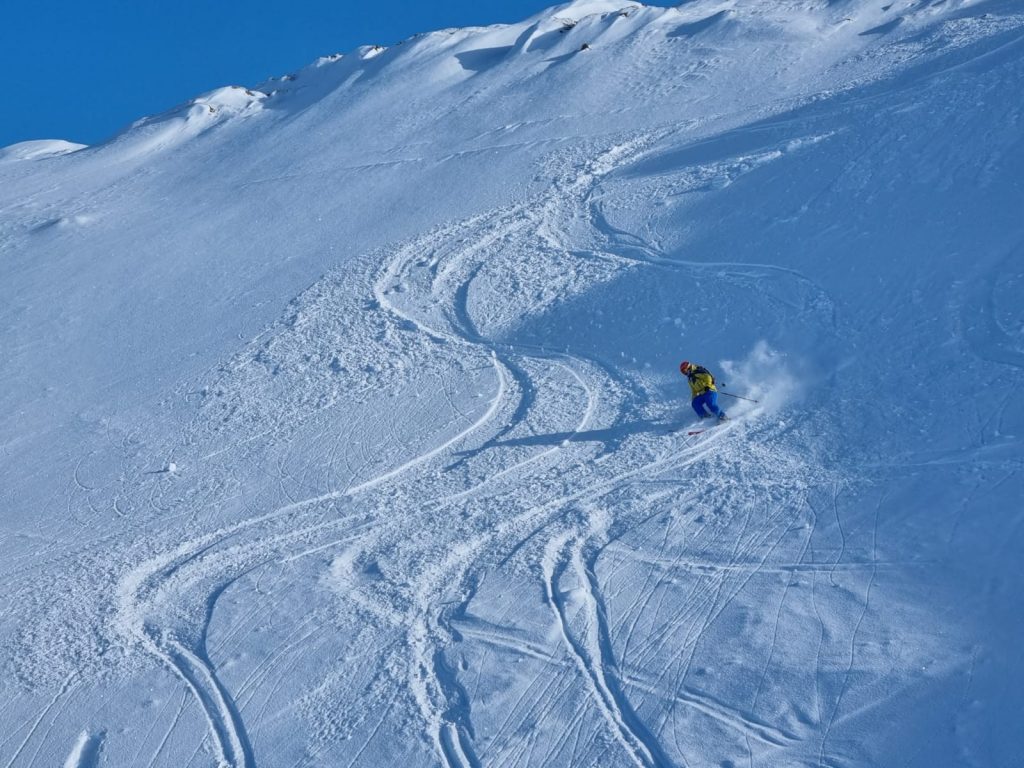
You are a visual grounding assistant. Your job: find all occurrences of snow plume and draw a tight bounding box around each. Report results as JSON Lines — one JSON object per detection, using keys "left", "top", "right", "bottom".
{"left": 720, "top": 341, "right": 799, "bottom": 417}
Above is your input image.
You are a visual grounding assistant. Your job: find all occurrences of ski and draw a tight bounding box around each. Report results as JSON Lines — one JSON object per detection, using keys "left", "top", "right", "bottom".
{"left": 685, "top": 418, "right": 730, "bottom": 436}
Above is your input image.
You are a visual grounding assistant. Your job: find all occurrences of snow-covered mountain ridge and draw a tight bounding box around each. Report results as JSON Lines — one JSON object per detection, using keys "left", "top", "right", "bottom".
{"left": 2, "top": 1, "right": 1023, "bottom": 766}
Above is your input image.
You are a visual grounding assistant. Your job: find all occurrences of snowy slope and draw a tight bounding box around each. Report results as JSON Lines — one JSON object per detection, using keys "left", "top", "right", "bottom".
{"left": 2, "top": 0, "right": 1024, "bottom": 766}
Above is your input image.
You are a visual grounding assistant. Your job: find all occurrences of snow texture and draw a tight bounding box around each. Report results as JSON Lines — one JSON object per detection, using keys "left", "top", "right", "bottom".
{"left": 2, "top": 1, "right": 1023, "bottom": 766}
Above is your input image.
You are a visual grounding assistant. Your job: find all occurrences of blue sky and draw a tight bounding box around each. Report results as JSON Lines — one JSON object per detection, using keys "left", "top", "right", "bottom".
{"left": 2, "top": 0, "right": 664, "bottom": 148}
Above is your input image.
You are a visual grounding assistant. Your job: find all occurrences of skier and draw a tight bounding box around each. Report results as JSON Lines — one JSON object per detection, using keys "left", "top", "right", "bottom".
{"left": 680, "top": 361, "right": 728, "bottom": 422}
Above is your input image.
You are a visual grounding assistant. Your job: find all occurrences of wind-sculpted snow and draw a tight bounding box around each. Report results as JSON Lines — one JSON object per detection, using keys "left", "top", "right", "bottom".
{"left": 2, "top": 1, "right": 1024, "bottom": 766}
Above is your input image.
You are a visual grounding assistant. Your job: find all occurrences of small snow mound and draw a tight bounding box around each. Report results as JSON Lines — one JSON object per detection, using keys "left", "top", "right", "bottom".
{"left": 514, "top": 1, "right": 651, "bottom": 56}
{"left": 314, "top": 53, "right": 344, "bottom": 67}
{"left": 329, "top": 547, "right": 384, "bottom": 587}
{"left": 33, "top": 213, "right": 97, "bottom": 232}
{"left": 358, "top": 44, "right": 387, "bottom": 60}
{"left": 193, "top": 85, "right": 267, "bottom": 114}
{"left": 105, "top": 86, "right": 265, "bottom": 159}
{"left": 62, "top": 729, "right": 104, "bottom": 768}
{"left": 0, "top": 139, "right": 86, "bottom": 163}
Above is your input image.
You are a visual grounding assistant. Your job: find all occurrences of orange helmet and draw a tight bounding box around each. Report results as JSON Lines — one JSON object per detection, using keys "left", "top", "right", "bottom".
{"left": 679, "top": 361, "right": 691, "bottom": 374}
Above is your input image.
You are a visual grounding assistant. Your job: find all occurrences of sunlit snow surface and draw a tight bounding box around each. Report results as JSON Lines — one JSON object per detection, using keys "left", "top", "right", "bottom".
{"left": 2, "top": 1, "right": 1023, "bottom": 766}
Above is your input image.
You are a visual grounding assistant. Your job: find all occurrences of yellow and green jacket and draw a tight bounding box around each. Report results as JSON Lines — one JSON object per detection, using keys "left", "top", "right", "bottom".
{"left": 685, "top": 365, "right": 717, "bottom": 398}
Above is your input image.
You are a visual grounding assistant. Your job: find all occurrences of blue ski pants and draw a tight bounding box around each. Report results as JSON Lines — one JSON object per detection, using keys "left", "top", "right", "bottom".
{"left": 692, "top": 391, "right": 725, "bottom": 419}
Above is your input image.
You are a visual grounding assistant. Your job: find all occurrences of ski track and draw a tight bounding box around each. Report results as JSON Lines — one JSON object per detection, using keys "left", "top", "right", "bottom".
{"left": 9, "top": 126, "right": 838, "bottom": 767}
{"left": 543, "top": 528, "right": 673, "bottom": 768}
{"left": 363, "top": 134, "right": 685, "bottom": 767}
{"left": 357, "top": 133, "right": 828, "bottom": 767}
{"left": 2, "top": 674, "right": 78, "bottom": 768}
{"left": 68, "top": 134, "right": 665, "bottom": 768}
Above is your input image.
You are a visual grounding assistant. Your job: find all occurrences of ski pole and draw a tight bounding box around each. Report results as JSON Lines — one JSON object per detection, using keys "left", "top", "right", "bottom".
{"left": 719, "top": 390, "right": 759, "bottom": 403}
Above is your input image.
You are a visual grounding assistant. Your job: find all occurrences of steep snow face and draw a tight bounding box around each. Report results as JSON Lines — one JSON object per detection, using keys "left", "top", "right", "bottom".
{"left": 2, "top": 1, "right": 1023, "bottom": 767}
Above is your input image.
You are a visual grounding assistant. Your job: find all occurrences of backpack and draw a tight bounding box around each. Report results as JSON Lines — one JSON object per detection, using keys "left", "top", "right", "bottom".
{"left": 689, "top": 365, "right": 713, "bottom": 384}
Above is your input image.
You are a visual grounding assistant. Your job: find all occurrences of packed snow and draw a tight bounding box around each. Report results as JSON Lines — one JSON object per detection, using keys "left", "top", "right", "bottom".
{"left": 2, "top": 0, "right": 1023, "bottom": 766}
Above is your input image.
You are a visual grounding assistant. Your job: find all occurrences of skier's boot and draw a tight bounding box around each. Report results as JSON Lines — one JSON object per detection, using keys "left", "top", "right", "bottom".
{"left": 718, "top": 413, "right": 730, "bottom": 422}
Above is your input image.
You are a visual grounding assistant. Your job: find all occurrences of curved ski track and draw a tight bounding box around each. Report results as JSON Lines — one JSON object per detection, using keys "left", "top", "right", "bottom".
{"left": 307, "top": 131, "right": 826, "bottom": 767}
{"left": 15, "top": 129, "right": 833, "bottom": 768}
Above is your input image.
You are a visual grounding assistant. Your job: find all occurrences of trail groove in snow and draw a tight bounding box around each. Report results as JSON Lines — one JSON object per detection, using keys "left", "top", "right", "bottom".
{"left": 543, "top": 529, "right": 672, "bottom": 768}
